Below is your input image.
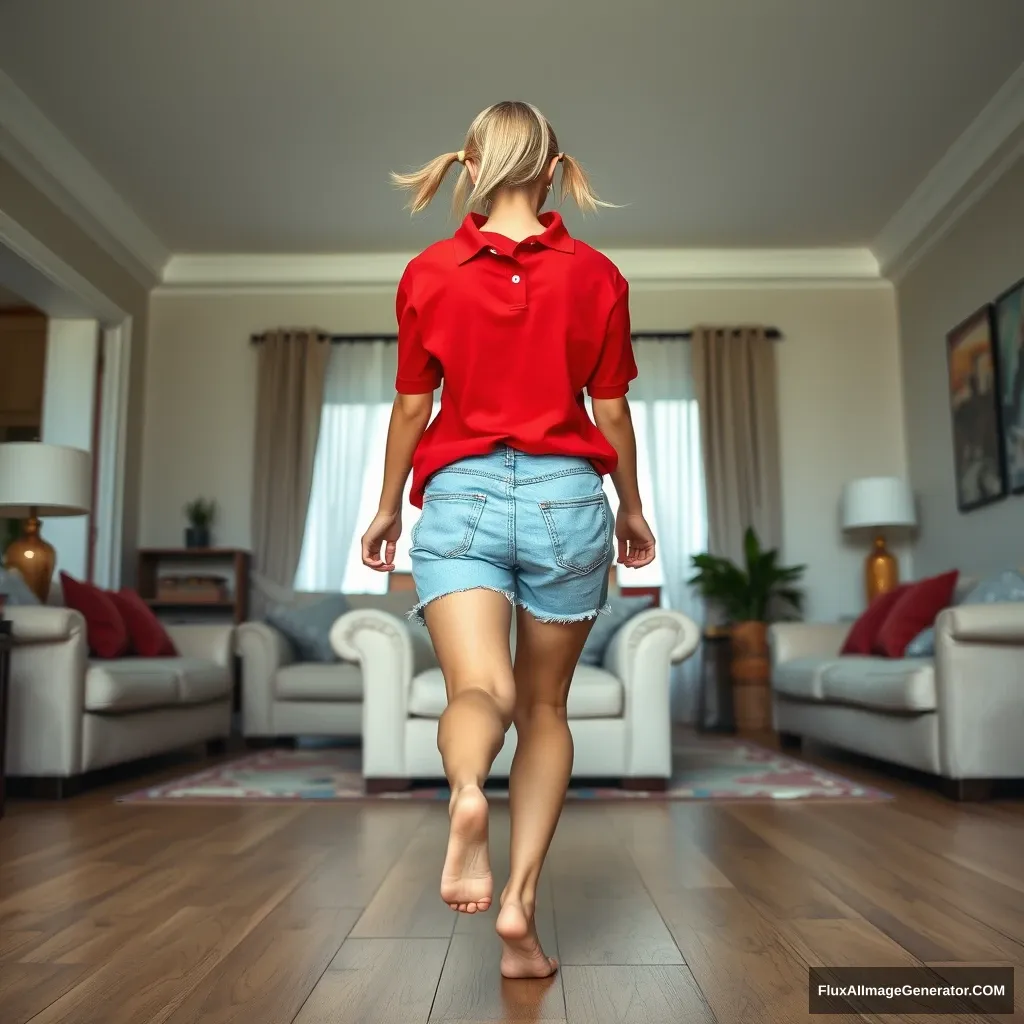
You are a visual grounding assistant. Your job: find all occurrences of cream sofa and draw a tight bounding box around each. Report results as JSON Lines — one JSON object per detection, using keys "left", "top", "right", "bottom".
{"left": 330, "top": 604, "right": 700, "bottom": 790}
{"left": 4, "top": 605, "right": 234, "bottom": 797}
{"left": 237, "top": 591, "right": 418, "bottom": 741}
{"left": 770, "top": 600, "right": 1024, "bottom": 799}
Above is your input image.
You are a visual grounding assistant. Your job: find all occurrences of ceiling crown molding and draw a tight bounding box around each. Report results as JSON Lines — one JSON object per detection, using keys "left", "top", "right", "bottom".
{"left": 158, "top": 246, "right": 882, "bottom": 293}
{"left": 0, "top": 69, "right": 169, "bottom": 288}
{"left": 873, "top": 61, "right": 1024, "bottom": 281}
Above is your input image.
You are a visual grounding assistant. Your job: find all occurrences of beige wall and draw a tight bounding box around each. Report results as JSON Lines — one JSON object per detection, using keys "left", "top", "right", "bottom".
{"left": 0, "top": 156, "right": 150, "bottom": 582}
{"left": 145, "top": 283, "right": 906, "bottom": 622}
{"left": 897, "top": 156, "right": 1024, "bottom": 578}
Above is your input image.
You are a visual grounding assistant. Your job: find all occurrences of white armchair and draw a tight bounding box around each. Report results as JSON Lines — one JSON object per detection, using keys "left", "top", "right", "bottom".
{"left": 330, "top": 605, "right": 700, "bottom": 791}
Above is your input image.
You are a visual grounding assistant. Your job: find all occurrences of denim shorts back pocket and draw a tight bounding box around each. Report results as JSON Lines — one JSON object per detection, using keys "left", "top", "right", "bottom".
{"left": 538, "top": 493, "right": 610, "bottom": 575}
{"left": 413, "top": 492, "right": 487, "bottom": 558}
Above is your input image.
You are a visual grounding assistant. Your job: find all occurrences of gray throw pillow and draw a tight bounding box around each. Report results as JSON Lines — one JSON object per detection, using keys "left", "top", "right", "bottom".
{"left": 904, "top": 569, "right": 1024, "bottom": 657}
{"left": 578, "top": 595, "right": 655, "bottom": 667}
{"left": 0, "top": 565, "right": 40, "bottom": 607}
{"left": 266, "top": 593, "right": 350, "bottom": 663}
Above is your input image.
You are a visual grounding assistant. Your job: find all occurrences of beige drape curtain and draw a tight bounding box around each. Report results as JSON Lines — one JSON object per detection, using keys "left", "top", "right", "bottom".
{"left": 251, "top": 329, "right": 331, "bottom": 586}
{"left": 691, "top": 327, "right": 782, "bottom": 563}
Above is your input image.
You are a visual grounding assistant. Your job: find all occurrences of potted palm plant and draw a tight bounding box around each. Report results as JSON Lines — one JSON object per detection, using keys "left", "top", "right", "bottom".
{"left": 688, "top": 527, "right": 805, "bottom": 731}
{"left": 183, "top": 498, "right": 216, "bottom": 549}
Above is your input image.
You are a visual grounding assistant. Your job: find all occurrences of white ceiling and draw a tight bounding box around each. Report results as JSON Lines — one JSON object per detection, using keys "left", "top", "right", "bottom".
{"left": 0, "top": 282, "right": 26, "bottom": 308}
{"left": 1, "top": 0, "right": 1024, "bottom": 256}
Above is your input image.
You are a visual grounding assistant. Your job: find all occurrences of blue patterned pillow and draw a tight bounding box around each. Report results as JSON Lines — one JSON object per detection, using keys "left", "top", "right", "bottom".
{"left": 578, "top": 595, "right": 655, "bottom": 666}
{"left": 266, "top": 594, "right": 350, "bottom": 663}
{"left": 904, "top": 570, "right": 1024, "bottom": 657}
{"left": 0, "top": 566, "right": 40, "bottom": 607}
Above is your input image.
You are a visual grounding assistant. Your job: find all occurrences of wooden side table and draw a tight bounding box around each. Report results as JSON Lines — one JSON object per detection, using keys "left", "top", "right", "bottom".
{"left": 0, "top": 618, "right": 11, "bottom": 819}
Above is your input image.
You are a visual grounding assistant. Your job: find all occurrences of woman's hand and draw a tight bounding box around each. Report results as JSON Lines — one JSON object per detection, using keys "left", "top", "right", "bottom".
{"left": 361, "top": 511, "right": 402, "bottom": 571}
{"left": 615, "top": 509, "right": 656, "bottom": 568}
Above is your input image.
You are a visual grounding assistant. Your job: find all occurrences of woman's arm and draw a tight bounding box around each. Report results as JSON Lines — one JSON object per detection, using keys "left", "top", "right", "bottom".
{"left": 592, "top": 396, "right": 656, "bottom": 568}
{"left": 592, "top": 396, "right": 642, "bottom": 514}
{"left": 378, "top": 393, "right": 433, "bottom": 514}
{"left": 362, "top": 392, "right": 433, "bottom": 570}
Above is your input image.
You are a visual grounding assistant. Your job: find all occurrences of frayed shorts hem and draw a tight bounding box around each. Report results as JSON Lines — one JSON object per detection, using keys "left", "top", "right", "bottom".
{"left": 408, "top": 587, "right": 611, "bottom": 627}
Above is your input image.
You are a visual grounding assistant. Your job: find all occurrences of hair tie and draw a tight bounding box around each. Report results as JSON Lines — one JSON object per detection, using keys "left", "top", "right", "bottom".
{"left": 456, "top": 150, "right": 466, "bottom": 164}
{"left": 558, "top": 152, "right": 565, "bottom": 162}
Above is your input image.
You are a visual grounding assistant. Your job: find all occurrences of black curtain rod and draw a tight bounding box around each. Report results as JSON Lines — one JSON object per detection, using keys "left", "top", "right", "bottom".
{"left": 250, "top": 327, "right": 782, "bottom": 343}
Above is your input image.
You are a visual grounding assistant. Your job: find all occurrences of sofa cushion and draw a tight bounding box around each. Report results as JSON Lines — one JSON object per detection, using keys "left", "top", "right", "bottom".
{"left": 107, "top": 589, "right": 178, "bottom": 657}
{"left": 578, "top": 596, "right": 655, "bottom": 666}
{"left": 172, "top": 657, "right": 232, "bottom": 704}
{"left": 84, "top": 657, "right": 231, "bottom": 713}
{"left": 266, "top": 594, "right": 350, "bottom": 663}
{"left": 275, "top": 662, "right": 363, "bottom": 701}
{"left": 61, "top": 572, "right": 130, "bottom": 659}
{"left": 85, "top": 661, "right": 180, "bottom": 712}
{"left": 408, "top": 665, "right": 624, "bottom": 719}
{"left": 874, "top": 571, "right": 959, "bottom": 658}
{"left": 772, "top": 657, "right": 849, "bottom": 701}
{"left": 840, "top": 586, "right": 908, "bottom": 655}
{"left": 819, "top": 657, "right": 936, "bottom": 712}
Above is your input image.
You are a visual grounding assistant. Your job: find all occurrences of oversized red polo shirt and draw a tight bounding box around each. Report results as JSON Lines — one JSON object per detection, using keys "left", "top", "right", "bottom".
{"left": 396, "top": 210, "right": 637, "bottom": 508}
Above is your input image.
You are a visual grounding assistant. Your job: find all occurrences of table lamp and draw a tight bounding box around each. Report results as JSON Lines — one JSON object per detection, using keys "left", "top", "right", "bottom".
{"left": 0, "top": 442, "right": 91, "bottom": 603}
{"left": 841, "top": 476, "right": 916, "bottom": 604}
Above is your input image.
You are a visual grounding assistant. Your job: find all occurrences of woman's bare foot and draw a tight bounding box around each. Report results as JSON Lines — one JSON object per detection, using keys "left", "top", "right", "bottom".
{"left": 496, "top": 897, "right": 558, "bottom": 978}
{"left": 440, "top": 784, "right": 492, "bottom": 913}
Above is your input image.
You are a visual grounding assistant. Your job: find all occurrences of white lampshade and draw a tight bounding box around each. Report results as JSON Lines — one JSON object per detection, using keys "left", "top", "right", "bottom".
{"left": 841, "top": 476, "right": 916, "bottom": 531}
{"left": 0, "top": 442, "right": 91, "bottom": 518}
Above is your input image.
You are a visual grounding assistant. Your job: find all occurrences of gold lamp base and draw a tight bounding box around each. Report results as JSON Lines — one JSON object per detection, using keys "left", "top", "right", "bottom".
{"left": 865, "top": 534, "right": 899, "bottom": 604}
{"left": 3, "top": 513, "right": 56, "bottom": 604}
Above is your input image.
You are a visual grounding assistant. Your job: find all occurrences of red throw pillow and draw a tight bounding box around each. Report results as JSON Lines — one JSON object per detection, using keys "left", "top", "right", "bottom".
{"left": 840, "top": 585, "right": 909, "bottom": 655}
{"left": 874, "top": 570, "right": 960, "bottom": 658}
{"left": 59, "top": 572, "right": 130, "bottom": 659}
{"left": 107, "top": 589, "right": 177, "bottom": 657}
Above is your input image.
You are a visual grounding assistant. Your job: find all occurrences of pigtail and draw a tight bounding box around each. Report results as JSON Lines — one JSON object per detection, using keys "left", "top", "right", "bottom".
{"left": 391, "top": 151, "right": 466, "bottom": 215}
{"left": 559, "top": 153, "right": 618, "bottom": 213}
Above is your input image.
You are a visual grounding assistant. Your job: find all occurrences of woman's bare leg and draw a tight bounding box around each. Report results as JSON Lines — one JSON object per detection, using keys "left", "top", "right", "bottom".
{"left": 496, "top": 608, "right": 594, "bottom": 978}
{"left": 424, "top": 589, "right": 516, "bottom": 914}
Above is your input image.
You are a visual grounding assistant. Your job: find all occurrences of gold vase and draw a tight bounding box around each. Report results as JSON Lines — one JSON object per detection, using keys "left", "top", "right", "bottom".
{"left": 865, "top": 534, "right": 898, "bottom": 604}
{"left": 3, "top": 514, "right": 56, "bottom": 603}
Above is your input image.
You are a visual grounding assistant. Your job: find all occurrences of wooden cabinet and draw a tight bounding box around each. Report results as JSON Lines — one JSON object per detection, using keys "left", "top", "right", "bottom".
{"left": 0, "top": 312, "right": 47, "bottom": 433}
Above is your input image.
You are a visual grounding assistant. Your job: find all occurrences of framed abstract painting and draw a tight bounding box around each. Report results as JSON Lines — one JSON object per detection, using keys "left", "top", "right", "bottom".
{"left": 946, "top": 304, "right": 1006, "bottom": 512}
{"left": 993, "top": 278, "right": 1024, "bottom": 494}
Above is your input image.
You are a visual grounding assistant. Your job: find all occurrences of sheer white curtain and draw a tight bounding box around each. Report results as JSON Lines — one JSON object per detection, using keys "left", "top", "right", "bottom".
{"left": 294, "top": 340, "right": 397, "bottom": 592}
{"left": 630, "top": 339, "right": 707, "bottom": 721}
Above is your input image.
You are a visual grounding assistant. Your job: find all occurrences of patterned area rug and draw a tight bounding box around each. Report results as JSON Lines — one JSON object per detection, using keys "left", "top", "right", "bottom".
{"left": 118, "top": 738, "right": 890, "bottom": 804}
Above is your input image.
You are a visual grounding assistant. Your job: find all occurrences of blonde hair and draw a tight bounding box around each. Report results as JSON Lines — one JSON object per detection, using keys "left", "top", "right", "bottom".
{"left": 391, "top": 100, "right": 612, "bottom": 215}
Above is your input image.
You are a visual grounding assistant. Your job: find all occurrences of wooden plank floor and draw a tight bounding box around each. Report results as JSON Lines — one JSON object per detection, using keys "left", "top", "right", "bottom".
{"left": 1, "top": 745, "right": 1022, "bottom": 1023}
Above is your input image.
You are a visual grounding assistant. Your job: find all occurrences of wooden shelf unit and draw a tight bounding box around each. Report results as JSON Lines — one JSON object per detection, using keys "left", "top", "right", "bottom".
{"left": 136, "top": 548, "right": 250, "bottom": 624}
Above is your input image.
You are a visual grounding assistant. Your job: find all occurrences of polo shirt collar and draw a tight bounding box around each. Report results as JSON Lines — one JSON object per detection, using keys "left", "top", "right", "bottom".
{"left": 453, "top": 211, "right": 575, "bottom": 264}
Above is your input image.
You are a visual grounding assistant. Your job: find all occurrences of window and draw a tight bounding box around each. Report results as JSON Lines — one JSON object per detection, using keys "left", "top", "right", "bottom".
{"left": 295, "top": 338, "right": 706, "bottom": 605}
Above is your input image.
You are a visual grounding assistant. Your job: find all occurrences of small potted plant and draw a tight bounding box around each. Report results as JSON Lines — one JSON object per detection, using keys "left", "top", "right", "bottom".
{"left": 183, "top": 498, "right": 216, "bottom": 549}
{"left": 688, "top": 527, "right": 805, "bottom": 731}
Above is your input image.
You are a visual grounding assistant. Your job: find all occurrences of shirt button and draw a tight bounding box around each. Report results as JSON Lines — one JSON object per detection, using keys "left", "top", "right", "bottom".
{"left": 489, "top": 248, "right": 498, "bottom": 254}
{"left": 512, "top": 274, "right": 521, "bottom": 284}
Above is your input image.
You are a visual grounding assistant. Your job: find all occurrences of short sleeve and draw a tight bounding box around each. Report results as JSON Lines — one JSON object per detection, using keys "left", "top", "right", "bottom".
{"left": 395, "top": 264, "right": 442, "bottom": 394}
{"left": 586, "top": 275, "right": 637, "bottom": 399}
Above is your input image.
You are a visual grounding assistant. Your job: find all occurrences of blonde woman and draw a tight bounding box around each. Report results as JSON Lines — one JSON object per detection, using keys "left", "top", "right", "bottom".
{"left": 361, "top": 101, "right": 656, "bottom": 978}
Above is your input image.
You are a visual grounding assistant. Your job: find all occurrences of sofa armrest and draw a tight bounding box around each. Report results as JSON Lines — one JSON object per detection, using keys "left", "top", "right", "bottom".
{"left": 5, "top": 606, "right": 88, "bottom": 777}
{"left": 5, "top": 605, "right": 84, "bottom": 643}
{"left": 938, "top": 602, "right": 1024, "bottom": 644}
{"left": 933, "top": 603, "right": 1024, "bottom": 780}
{"left": 603, "top": 609, "right": 701, "bottom": 778}
{"left": 236, "top": 622, "right": 295, "bottom": 736}
{"left": 330, "top": 609, "right": 414, "bottom": 778}
{"left": 165, "top": 623, "right": 235, "bottom": 666}
{"left": 769, "top": 622, "right": 849, "bottom": 666}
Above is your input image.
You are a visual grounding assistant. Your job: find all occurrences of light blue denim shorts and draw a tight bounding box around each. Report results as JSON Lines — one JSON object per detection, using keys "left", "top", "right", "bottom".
{"left": 409, "top": 446, "right": 614, "bottom": 625}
